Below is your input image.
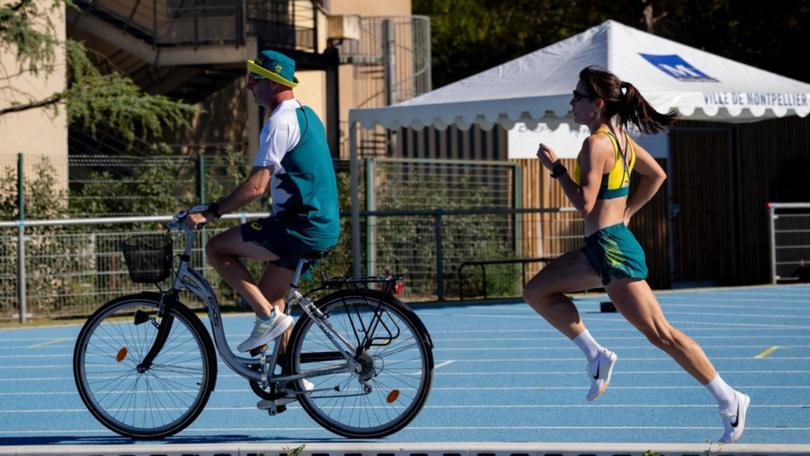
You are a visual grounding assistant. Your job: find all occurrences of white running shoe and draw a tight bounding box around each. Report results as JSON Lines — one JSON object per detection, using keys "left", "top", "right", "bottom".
{"left": 719, "top": 391, "right": 751, "bottom": 444}
{"left": 237, "top": 310, "right": 293, "bottom": 353}
{"left": 257, "top": 379, "right": 315, "bottom": 409}
{"left": 586, "top": 349, "right": 618, "bottom": 401}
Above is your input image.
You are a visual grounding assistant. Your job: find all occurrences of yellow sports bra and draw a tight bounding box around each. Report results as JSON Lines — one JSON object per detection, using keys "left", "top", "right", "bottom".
{"left": 571, "top": 127, "right": 636, "bottom": 199}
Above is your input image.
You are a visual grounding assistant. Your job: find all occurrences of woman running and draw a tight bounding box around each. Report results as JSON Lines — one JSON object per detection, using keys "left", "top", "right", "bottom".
{"left": 523, "top": 66, "right": 749, "bottom": 444}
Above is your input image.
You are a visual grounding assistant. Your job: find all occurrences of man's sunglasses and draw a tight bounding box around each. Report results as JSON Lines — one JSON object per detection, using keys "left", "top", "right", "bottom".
{"left": 247, "top": 73, "right": 264, "bottom": 88}
{"left": 572, "top": 90, "right": 594, "bottom": 102}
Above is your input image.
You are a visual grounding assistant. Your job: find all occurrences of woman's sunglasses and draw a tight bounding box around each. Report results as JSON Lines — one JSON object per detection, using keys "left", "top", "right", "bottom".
{"left": 571, "top": 90, "right": 594, "bottom": 102}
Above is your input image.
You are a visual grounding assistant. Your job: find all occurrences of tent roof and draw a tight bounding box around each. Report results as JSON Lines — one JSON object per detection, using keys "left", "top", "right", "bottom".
{"left": 349, "top": 20, "right": 810, "bottom": 130}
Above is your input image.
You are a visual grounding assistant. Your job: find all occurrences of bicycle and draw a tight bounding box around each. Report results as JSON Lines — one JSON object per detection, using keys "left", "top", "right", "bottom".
{"left": 73, "top": 206, "right": 434, "bottom": 439}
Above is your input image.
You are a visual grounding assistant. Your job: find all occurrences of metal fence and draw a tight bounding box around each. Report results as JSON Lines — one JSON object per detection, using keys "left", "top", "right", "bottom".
{"left": 768, "top": 202, "right": 810, "bottom": 283}
{"left": 0, "top": 208, "right": 580, "bottom": 322}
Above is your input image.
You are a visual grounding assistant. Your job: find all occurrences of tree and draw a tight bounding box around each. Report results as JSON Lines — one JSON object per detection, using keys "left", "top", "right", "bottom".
{"left": 0, "top": 0, "right": 195, "bottom": 143}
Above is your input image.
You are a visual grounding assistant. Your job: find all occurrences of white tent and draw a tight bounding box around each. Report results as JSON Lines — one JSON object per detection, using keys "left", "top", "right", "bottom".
{"left": 346, "top": 19, "right": 810, "bottom": 275}
{"left": 350, "top": 19, "right": 810, "bottom": 131}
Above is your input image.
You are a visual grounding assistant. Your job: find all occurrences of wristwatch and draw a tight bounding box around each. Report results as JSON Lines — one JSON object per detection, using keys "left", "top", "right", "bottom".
{"left": 550, "top": 161, "right": 567, "bottom": 179}
{"left": 206, "top": 201, "right": 223, "bottom": 220}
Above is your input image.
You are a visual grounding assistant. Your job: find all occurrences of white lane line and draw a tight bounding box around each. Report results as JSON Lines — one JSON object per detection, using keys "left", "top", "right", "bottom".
{"left": 3, "top": 335, "right": 807, "bottom": 351}
{"left": 2, "top": 425, "right": 809, "bottom": 434}
{"left": 664, "top": 311, "right": 810, "bottom": 320}
{"left": 433, "top": 370, "right": 810, "bottom": 376}
{"left": 4, "top": 385, "right": 810, "bottom": 396}
{"left": 2, "top": 403, "right": 808, "bottom": 413}
{"left": 660, "top": 320, "right": 810, "bottom": 330}
{"left": 434, "top": 360, "right": 456, "bottom": 370}
{"left": 27, "top": 337, "right": 71, "bottom": 349}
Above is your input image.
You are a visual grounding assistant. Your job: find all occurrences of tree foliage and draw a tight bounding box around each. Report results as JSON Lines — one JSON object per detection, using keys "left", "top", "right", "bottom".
{"left": 414, "top": 0, "right": 810, "bottom": 89}
{"left": 0, "top": 0, "right": 195, "bottom": 143}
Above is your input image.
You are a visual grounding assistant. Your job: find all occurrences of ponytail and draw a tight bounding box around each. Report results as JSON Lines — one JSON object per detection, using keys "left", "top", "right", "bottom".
{"left": 579, "top": 66, "right": 678, "bottom": 134}
{"left": 618, "top": 81, "right": 678, "bottom": 134}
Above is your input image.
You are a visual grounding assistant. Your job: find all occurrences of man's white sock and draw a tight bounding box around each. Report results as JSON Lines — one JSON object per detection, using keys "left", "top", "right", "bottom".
{"left": 572, "top": 330, "right": 604, "bottom": 361}
{"left": 705, "top": 374, "right": 736, "bottom": 413}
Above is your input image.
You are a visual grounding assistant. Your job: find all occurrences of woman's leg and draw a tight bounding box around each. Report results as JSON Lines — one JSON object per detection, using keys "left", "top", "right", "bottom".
{"left": 523, "top": 250, "right": 616, "bottom": 400}
{"left": 604, "top": 278, "right": 716, "bottom": 383}
{"left": 605, "top": 277, "right": 750, "bottom": 443}
{"left": 522, "top": 249, "right": 603, "bottom": 339}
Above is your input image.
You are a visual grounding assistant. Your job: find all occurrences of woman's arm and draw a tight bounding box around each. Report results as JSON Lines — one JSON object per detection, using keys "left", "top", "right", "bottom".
{"left": 537, "top": 136, "right": 608, "bottom": 216}
{"left": 625, "top": 138, "right": 666, "bottom": 222}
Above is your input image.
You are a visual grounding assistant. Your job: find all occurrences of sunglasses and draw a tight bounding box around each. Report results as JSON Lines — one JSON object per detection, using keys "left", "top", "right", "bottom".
{"left": 247, "top": 73, "right": 265, "bottom": 89}
{"left": 571, "top": 90, "right": 594, "bottom": 102}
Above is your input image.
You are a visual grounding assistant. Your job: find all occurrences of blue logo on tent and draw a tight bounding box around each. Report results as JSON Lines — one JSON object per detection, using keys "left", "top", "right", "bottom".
{"left": 639, "top": 53, "right": 718, "bottom": 82}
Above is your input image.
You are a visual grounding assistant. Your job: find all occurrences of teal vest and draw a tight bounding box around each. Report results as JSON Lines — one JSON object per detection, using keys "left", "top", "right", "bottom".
{"left": 274, "top": 105, "right": 340, "bottom": 249}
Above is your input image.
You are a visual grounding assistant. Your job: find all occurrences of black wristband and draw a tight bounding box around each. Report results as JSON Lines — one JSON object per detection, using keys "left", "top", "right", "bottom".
{"left": 207, "top": 202, "right": 222, "bottom": 220}
{"left": 550, "top": 161, "right": 567, "bottom": 179}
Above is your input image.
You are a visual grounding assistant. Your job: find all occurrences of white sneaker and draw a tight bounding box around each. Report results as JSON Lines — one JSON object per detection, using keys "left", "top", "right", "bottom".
{"left": 586, "top": 349, "right": 618, "bottom": 401}
{"left": 719, "top": 391, "right": 751, "bottom": 444}
{"left": 257, "top": 378, "right": 314, "bottom": 409}
{"left": 237, "top": 310, "right": 293, "bottom": 353}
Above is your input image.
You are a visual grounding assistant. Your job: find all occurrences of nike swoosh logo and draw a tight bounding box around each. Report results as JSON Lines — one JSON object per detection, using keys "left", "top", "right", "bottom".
{"left": 593, "top": 361, "right": 600, "bottom": 380}
{"left": 730, "top": 402, "right": 740, "bottom": 427}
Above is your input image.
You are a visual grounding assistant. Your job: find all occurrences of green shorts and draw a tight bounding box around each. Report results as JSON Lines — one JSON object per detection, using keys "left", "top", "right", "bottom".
{"left": 240, "top": 216, "right": 336, "bottom": 276}
{"left": 581, "top": 223, "right": 648, "bottom": 286}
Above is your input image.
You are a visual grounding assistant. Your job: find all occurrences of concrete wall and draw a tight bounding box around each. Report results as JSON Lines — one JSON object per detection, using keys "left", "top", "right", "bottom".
{"left": 0, "top": 0, "right": 68, "bottom": 190}
{"left": 325, "top": 0, "right": 412, "bottom": 16}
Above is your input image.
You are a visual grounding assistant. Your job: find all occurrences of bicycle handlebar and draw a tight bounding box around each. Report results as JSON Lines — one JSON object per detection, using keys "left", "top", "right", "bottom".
{"left": 167, "top": 205, "right": 210, "bottom": 257}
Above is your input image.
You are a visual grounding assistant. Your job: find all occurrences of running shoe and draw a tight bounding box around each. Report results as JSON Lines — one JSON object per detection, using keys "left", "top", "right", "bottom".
{"left": 237, "top": 310, "right": 293, "bottom": 352}
{"left": 719, "top": 391, "right": 751, "bottom": 444}
{"left": 257, "top": 379, "right": 315, "bottom": 409}
{"left": 586, "top": 349, "right": 618, "bottom": 401}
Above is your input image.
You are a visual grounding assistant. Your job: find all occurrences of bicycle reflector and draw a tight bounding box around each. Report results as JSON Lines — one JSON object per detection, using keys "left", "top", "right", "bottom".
{"left": 394, "top": 281, "right": 404, "bottom": 295}
{"left": 386, "top": 389, "right": 400, "bottom": 403}
{"left": 116, "top": 347, "right": 128, "bottom": 363}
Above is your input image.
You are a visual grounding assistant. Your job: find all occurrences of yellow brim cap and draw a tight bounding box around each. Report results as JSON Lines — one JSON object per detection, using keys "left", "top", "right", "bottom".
{"left": 247, "top": 59, "right": 299, "bottom": 87}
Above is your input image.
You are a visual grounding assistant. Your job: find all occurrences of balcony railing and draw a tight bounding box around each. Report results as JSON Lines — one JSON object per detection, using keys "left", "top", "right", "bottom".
{"left": 77, "top": 0, "right": 320, "bottom": 52}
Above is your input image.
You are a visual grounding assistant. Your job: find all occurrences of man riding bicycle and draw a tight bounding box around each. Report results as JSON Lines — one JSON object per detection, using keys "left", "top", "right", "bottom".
{"left": 184, "top": 50, "right": 340, "bottom": 356}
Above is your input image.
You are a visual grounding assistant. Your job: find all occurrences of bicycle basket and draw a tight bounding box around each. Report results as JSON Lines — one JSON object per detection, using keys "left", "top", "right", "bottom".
{"left": 120, "top": 234, "right": 173, "bottom": 283}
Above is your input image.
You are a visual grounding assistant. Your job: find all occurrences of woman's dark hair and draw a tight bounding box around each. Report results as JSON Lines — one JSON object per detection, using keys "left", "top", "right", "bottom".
{"left": 579, "top": 66, "right": 678, "bottom": 134}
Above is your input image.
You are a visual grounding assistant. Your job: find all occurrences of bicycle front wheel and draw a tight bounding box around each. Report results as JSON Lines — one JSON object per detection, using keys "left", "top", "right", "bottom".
{"left": 288, "top": 289, "right": 433, "bottom": 438}
{"left": 73, "top": 293, "right": 217, "bottom": 439}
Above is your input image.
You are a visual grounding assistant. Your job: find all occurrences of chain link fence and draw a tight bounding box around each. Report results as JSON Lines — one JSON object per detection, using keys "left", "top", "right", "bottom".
{"left": 1, "top": 153, "right": 582, "bottom": 321}
{"left": 1, "top": 208, "right": 580, "bottom": 321}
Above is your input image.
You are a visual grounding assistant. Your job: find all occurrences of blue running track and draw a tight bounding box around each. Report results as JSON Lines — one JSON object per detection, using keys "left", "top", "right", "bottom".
{"left": 1, "top": 285, "right": 809, "bottom": 446}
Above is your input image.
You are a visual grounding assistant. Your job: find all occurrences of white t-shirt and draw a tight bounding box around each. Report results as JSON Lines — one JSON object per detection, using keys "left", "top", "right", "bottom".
{"left": 253, "top": 99, "right": 302, "bottom": 215}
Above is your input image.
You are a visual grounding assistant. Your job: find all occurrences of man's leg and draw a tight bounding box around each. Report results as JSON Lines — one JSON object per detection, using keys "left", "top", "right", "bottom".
{"left": 206, "top": 225, "right": 280, "bottom": 317}
{"left": 258, "top": 263, "right": 294, "bottom": 354}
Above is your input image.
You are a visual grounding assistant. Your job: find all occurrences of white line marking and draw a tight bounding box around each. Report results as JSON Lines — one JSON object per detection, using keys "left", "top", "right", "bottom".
{"left": 2, "top": 425, "right": 809, "bottom": 434}
{"left": 434, "top": 370, "right": 810, "bottom": 376}
{"left": 434, "top": 360, "right": 456, "bottom": 370}
{"left": 2, "top": 404, "right": 808, "bottom": 413}
{"left": 3, "top": 385, "right": 810, "bottom": 396}
{"left": 27, "top": 337, "right": 70, "bottom": 349}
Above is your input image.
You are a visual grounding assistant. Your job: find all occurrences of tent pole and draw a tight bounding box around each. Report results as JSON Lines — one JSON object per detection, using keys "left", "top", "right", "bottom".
{"left": 349, "top": 114, "right": 361, "bottom": 278}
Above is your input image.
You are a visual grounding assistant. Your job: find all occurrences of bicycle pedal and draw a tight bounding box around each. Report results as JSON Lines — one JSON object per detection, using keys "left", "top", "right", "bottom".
{"left": 249, "top": 344, "right": 269, "bottom": 357}
{"left": 267, "top": 404, "right": 287, "bottom": 416}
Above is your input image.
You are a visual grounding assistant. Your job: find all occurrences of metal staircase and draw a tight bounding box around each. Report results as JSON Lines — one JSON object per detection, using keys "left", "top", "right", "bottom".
{"left": 67, "top": 0, "right": 323, "bottom": 155}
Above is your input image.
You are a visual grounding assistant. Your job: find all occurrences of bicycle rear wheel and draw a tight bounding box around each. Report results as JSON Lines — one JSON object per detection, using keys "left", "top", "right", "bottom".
{"left": 287, "top": 289, "right": 433, "bottom": 438}
{"left": 73, "top": 293, "right": 216, "bottom": 439}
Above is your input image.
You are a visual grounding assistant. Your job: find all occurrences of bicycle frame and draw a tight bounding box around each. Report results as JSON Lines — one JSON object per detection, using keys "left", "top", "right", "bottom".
{"left": 156, "top": 208, "right": 361, "bottom": 386}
